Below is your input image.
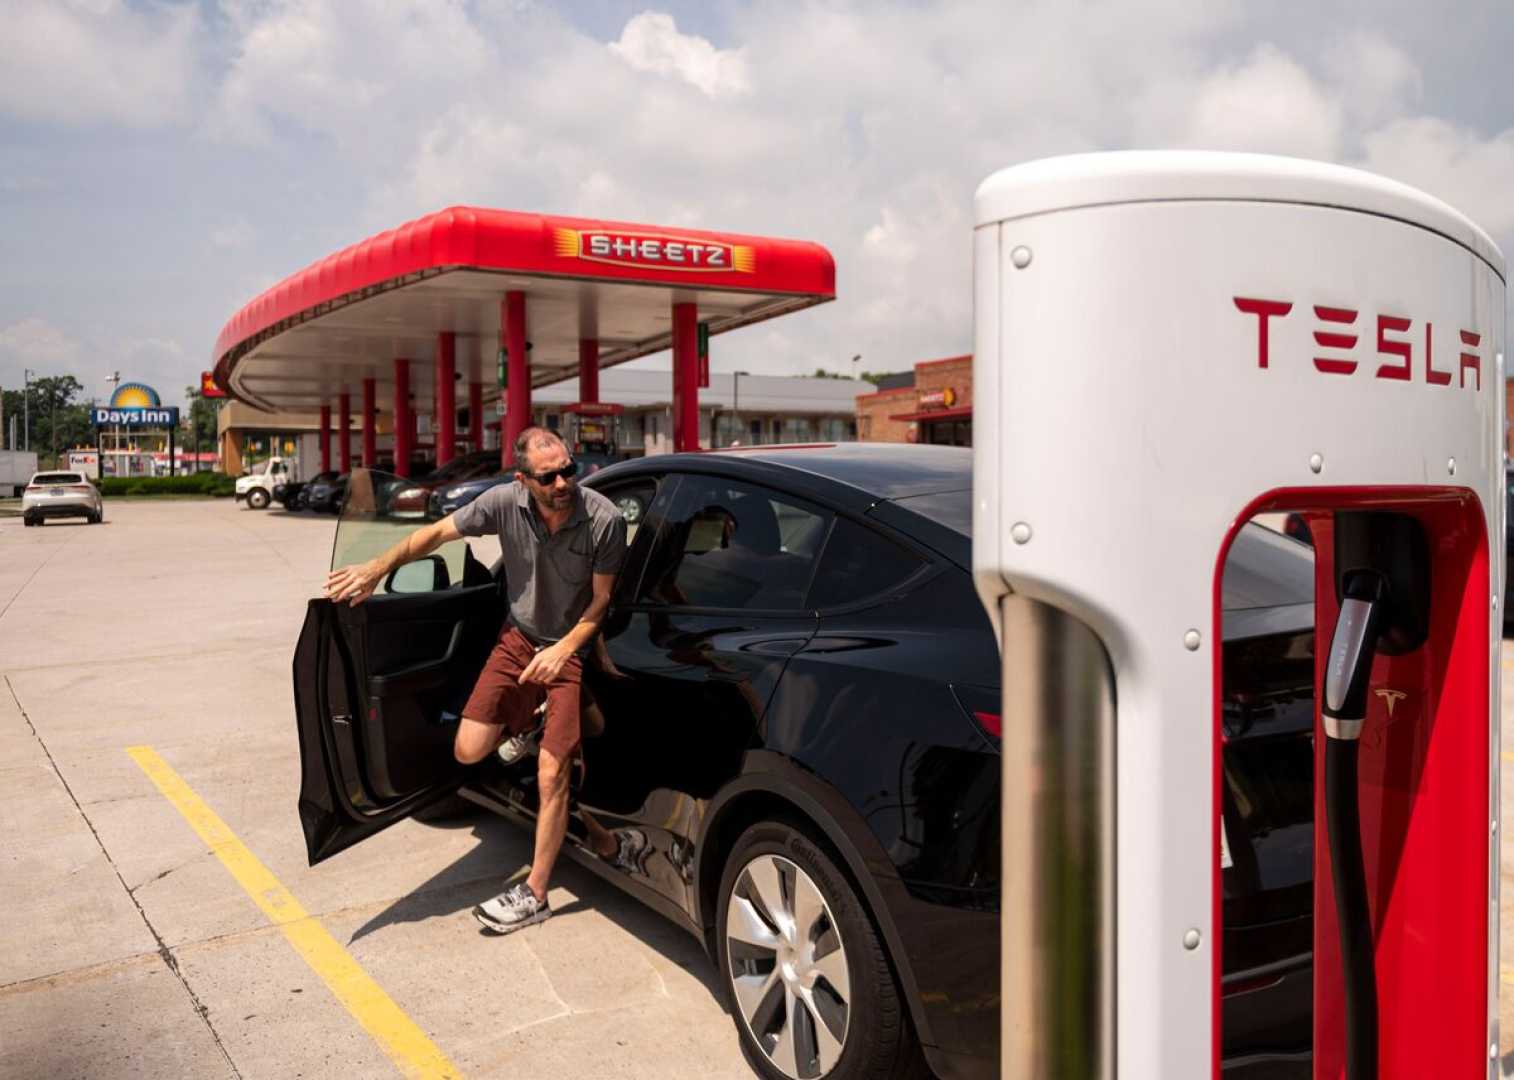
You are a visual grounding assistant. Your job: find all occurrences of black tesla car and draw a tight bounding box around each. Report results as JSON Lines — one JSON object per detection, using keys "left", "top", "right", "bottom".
{"left": 294, "top": 444, "right": 1314, "bottom": 1079}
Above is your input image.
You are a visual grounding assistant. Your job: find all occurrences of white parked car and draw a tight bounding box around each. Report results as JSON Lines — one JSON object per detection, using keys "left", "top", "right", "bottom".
{"left": 22, "top": 471, "right": 103, "bottom": 526}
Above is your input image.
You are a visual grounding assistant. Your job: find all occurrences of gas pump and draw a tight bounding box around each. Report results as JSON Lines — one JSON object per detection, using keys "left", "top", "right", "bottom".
{"left": 562, "top": 401, "right": 623, "bottom": 463}
{"left": 972, "top": 152, "right": 1504, "bottom": 1078}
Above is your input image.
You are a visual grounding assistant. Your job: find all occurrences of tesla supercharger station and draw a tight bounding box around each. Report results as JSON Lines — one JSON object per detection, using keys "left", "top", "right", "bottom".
{"left": 973, "top": 153, "right": 1505, "bottom": 1079}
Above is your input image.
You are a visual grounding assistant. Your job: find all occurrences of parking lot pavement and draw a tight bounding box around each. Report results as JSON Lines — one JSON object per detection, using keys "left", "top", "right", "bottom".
{"left": 0, "top": 501, "right": 751, "bottom": 1079}
{"left": 3, "top": 499, "right": 1513, "bottom": 1077}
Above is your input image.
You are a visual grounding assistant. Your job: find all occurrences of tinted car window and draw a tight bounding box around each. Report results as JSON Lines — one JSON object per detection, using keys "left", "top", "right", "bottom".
{"left": 34, "top": 473, "right": 84, "bottom": 485}
{"left": 808, "top": 516, "right": 926, "bottom": 609}
{"left": 640, "top": 476, "right": 828, "bottom": 610}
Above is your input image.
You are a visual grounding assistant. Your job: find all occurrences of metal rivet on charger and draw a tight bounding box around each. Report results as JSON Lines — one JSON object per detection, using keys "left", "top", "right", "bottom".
{"left": 1183, "top": 929, "right": 1201, "bottom": 950}
{"left": 1010, "top": 522, "right": 1032, "bottom": 544}
{"left": 1010, "top": 246, "right": 1033, "bottom": 269}
{"left": 1309, "top": 453, "right": 1323, "bottom": 474}
{"left": 1183, "top": 630, "right": 1201, "bottom": 651}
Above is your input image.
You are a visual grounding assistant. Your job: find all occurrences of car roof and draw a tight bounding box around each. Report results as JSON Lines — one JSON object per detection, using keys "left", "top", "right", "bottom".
{"left": 706, "top": 443, "right": 971, "bottom": 498}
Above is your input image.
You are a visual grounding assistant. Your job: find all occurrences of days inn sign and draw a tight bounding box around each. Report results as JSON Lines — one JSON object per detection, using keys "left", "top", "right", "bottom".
{"left": 92, "top": 382, "right": 179, "bottom": 428}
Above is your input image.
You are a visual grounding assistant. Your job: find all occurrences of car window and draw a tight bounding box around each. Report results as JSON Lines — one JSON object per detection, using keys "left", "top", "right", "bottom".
{"left": 331, "top": 468, "right": 492, "bottom": 595}
{"left": 595, "top": 478, "right": 659, "bottom": 547}
{"left": 639, "top": 475, "right": 829, "bottom": 610}
{"left": 807, "top": 516, "right": 927, "bottom": 609}
{"left": 33, "top": 473, "right": 84, "bottom": 485}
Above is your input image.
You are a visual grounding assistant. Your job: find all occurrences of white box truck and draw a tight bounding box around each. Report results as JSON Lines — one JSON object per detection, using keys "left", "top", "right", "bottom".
{"left": 0, "top": 450, "right": 39, "bottom": 497}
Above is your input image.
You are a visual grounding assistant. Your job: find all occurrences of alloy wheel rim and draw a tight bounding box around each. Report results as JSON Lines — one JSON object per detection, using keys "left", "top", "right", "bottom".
{"left": 725, "top": 854, "right": 851, "bottom": 1079}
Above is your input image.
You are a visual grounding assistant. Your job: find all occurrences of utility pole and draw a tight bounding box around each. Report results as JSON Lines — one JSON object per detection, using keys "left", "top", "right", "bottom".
{"left": 105, "top": 371, "right": 121, "bottom": 478}
{"left": 23, "top": 368, "right": 33, "bottom": 452}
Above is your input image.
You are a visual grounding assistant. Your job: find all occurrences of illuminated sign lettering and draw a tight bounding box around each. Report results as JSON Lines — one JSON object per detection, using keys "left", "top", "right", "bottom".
{"left": 554, "top": 228, "right": 755, "bottom": 273}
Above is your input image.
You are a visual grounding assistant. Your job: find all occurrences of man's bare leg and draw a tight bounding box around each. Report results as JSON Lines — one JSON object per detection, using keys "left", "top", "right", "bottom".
{"left": 454, "top": 716, "right": 504, "bottom": 764}
{"left": 526, "top": 747, "right": 571, "bottom": 902}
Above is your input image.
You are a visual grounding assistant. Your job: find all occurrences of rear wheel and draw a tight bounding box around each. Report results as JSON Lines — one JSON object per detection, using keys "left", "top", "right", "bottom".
{"left": 717, "top": 821, "right": 924, "bottom": 1080}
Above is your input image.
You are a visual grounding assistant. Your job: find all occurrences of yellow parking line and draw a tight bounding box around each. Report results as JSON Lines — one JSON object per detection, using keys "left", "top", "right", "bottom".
{"left": 128, "top": 746, "right": 461, "bottom": 1080}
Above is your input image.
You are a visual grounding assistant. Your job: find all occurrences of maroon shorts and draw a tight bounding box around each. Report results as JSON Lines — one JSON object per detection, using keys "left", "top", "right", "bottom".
{"left": 462, "top": 626, "right": 583, "bottom": 761}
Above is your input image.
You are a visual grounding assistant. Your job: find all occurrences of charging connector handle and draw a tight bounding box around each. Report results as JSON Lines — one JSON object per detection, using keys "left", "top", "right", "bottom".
{"left": 1322, "top": 573, "right": 1388, "bottom": 740}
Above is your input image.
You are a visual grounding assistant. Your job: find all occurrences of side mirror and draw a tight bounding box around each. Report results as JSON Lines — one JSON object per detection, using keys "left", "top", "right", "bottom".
{"left": 386, "top": 555, "right": 451, "bottom": 594}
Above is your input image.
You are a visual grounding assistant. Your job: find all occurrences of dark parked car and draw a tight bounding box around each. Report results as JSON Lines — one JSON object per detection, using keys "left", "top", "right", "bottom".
{"left": 387, "top": 449, "right": 502, "bottom": 519}
{"left": 303, "top": 471, "right": 347, "bottom": 514}
{"left": 294, "top": 445, "right": 1315, "bottom": 1079}
{"left": 272, "top": 479, "right": 305, "bottom": 509}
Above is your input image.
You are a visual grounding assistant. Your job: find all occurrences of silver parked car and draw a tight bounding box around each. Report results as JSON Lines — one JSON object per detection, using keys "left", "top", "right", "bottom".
{"left": 22, "top": 471, "right": 103, "bottom": 526}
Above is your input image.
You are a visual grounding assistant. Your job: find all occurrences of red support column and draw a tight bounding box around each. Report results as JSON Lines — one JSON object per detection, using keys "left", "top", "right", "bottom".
{"left": 503, "top": 291, "right": 530, "bottom": 466}
{"left": 672, "top": 302, "right": 700, "bottom": 452}
{"left": 469, "top": 379, "right": 483, "bottom": 452}
{"left": 579, "top": 338, "right": 599, "bottom": 404}
{"left": 393, "top": 358, "right": 411, "bottom": 477}
{"left": 319, "top": 404, "right": 331, "bottom": 473}
{"left": 435, "top": 331, "right": 456, "bottom": 466}
{"left": 361, "top": 377, "right": 376, "bottom": 468}
{"left": 337, "top": 391, "right": 351, "bottom": 473}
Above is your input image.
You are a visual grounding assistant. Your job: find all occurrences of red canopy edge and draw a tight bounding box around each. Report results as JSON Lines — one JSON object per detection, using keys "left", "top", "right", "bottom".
{"left": 889, "top": 405, "right": 974, "bottom": 422}
{"left": 213, "top": 206, "right": 836, "bottom": 388}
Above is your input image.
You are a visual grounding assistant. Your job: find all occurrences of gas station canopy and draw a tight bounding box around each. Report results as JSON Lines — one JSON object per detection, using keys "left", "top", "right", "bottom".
{"left": 212, "top": 207, "right": 835, "bottom": 416}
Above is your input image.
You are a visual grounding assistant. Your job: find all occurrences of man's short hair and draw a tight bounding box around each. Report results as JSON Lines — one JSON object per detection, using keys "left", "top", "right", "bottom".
{"left": 513, "top": 427, "right": 567, "bottom": 473}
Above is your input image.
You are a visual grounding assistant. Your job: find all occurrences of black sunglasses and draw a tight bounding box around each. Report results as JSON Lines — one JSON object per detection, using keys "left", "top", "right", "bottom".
{"left": 525, "top": 460, "right": 578, "bottom": 485}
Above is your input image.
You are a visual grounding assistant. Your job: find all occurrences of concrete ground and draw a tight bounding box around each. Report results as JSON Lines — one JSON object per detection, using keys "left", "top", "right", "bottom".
{"left": 0, "top": 501, "right": 751, "bottom": 1080}
{"left": 1, "top": 498, "right": 1512, "bottom": 1078}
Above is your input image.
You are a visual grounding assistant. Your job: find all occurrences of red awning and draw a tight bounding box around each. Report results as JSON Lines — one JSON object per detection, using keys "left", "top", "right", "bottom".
{"left": 889, "top": 405, "right": 973, "bottom": 422}
{"left": 212, "top": 206, "right": 835, "bottom": 413}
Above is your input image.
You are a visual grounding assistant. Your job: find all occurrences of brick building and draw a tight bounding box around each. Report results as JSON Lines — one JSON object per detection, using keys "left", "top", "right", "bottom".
{"left": 856, "top": 354, "right": 974, "bottom": 446}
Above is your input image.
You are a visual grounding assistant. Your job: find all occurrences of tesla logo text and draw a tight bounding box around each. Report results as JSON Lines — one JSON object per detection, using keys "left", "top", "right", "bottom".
{"left": 1234, "top": 297, "right": 1482, "bottom": 390}
{"left": 1374, "top": 688, "right": 1407, "bottom": 717}
{"left": 553, "top": 228, "right": 755, "bottom": 273}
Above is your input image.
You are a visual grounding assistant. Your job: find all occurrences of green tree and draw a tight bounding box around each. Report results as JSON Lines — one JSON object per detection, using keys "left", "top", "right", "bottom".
{"left": 1, "top": 375, "right": 92, "bottom": 468}
{"left": 182, "top": 385, "right": 222, "bottom": 469}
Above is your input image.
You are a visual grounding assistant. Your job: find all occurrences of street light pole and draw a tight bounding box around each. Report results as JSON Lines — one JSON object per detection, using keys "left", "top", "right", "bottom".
{"left": 23, "top": 368, "right": 33, "bottom": 453}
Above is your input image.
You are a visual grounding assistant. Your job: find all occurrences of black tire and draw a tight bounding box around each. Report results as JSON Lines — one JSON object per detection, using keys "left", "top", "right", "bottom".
{"left": 716, "top": 821, "right": 926, "bottom": 1080}
{"left": 23, "top": 516, "right": 38, "bottom": 527}
{"left": 247, "top": 487, "right": 270, "bottom": 510}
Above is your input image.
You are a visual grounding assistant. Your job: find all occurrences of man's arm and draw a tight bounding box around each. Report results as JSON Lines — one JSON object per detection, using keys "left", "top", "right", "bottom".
{"left": 519, "top": 572, "right": 615, "bottom": 684}
{"left": 324, "top": 514, "right": 464, "bottom": 605}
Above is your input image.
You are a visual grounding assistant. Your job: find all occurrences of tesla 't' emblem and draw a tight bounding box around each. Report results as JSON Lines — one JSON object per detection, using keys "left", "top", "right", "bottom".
{"left": 1374, "top": 689, "right": 1407, "bottom": 717}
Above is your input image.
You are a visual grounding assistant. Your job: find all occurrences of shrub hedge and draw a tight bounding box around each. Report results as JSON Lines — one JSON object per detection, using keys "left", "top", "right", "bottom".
{"left": 98, "top": 473, "right": 236, "bottom": 497}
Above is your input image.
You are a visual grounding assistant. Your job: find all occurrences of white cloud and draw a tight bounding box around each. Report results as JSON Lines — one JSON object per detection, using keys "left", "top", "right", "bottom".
{"left": 1178, "top": 44, "right": 1344, "bottom": 159}
{"left": 1359, "top": 116, "right": 1514, "bottom": 234}
{"left": 0, "top": 0, "right": 200, "bottom": 127}
{"left": 1330, "top": 33, "right": 1422, "bottom": 128}
{"left": 609, "top": 12, "right": 751, "bottom": 98}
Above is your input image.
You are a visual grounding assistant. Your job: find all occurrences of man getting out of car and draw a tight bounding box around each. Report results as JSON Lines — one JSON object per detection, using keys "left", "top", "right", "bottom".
{"left": 324, "top": 427, "right": 627, "bottom": 934}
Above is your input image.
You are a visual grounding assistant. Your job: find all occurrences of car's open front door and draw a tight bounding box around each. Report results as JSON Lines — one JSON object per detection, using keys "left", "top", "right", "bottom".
{"left": 294, "top": 468, "right": 504, "bottom": 864}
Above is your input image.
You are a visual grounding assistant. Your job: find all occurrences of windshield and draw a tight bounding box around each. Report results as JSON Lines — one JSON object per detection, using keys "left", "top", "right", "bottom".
{"left": 330, "top": 468, "right": 502, "bottom": 594}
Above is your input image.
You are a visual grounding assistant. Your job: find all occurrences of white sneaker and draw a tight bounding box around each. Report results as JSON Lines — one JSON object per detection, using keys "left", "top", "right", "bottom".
{"left": 497, "top": 704, "right": 546, "bottom": 765}
{"left": 473, "top": 882, "right": 551, "bottom": 935}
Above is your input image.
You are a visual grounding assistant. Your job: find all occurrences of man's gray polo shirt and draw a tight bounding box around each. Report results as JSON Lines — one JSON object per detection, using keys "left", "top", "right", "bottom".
{"left": 452, "top": 482, "right": 627, "bottom": 645}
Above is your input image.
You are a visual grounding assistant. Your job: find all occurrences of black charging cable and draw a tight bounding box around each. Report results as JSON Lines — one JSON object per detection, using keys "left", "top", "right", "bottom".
{"left": 1320, "top": 569, "right": 1387, "bottom": 1080}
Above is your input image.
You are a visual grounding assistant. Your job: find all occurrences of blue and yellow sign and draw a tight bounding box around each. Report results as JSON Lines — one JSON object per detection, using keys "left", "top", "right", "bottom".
{"left": 93, "top": 382, "right": 178, "bottom": 427}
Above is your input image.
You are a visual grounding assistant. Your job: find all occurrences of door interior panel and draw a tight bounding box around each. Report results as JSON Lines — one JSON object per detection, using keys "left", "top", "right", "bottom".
{"left": 336, "top": 583, "right": 503, "bottom": 799}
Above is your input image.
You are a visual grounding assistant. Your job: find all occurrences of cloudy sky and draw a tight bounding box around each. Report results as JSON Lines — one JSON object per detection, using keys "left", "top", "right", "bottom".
{"left": 2, "top": 0, "right": 1513, "bottom": 411}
